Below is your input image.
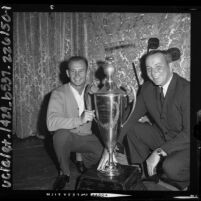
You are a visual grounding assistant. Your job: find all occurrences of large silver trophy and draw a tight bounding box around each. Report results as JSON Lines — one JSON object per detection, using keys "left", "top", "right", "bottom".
{"left": 93, "top": 57, "right": 136, "bottom": 177}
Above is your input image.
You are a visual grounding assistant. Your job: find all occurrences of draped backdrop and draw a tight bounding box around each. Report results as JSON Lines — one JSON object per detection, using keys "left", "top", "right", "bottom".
{"left": 13, "top": 12, "right": 190, "bottom": 139}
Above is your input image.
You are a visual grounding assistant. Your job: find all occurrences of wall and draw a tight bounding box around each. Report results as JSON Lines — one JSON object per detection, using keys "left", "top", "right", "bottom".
{"left": 85, "top": 13, "right": 190, "bottom": 91}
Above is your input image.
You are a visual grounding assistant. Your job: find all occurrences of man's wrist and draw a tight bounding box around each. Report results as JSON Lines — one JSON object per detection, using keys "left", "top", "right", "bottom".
{"left": 78, "top": 117, "right": 84, "bottom": 126}
{"left": 156, "top": 148, "right": 167, "bottom": 157}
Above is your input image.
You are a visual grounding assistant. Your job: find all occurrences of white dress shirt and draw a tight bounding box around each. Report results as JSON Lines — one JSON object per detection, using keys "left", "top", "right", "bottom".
{"left": 69, "top": 84, "right": 85, "bottom": 116}
{"left": 161, "top": 74, "right": 173, "bottom": 97}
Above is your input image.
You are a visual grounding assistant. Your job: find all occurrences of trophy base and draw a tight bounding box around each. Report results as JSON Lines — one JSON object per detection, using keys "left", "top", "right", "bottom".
{"left": 98, "top": 163, "right": 121, "bottom": 177}
{"left": 76, "top": 164, "right": 146, "bottom": 191}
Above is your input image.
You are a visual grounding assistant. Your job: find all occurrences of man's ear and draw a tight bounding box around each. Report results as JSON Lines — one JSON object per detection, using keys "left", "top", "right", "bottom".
{"left": 66, "top": 69, "right": 69, "bottom": 77}
{"left": 86, "top": 68, "right": 90, "bottom": 78}
{"left": 169, "top": 62, "right": 173, "bottom": 72}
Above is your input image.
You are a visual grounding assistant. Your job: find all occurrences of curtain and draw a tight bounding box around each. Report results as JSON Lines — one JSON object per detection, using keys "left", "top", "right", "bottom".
{"left": 13, "top": 12, "right": 79, "bottom": 138}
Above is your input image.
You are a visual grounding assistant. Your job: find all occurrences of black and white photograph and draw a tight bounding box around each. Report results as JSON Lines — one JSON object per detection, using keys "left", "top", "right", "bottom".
{"left": 0, "top": 3, "right": 200, "bottom": 200}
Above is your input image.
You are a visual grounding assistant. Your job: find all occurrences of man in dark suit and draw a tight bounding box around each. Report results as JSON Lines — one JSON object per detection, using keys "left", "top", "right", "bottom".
{"left": 98, "top": 49, "right": 190, "bottom": 190}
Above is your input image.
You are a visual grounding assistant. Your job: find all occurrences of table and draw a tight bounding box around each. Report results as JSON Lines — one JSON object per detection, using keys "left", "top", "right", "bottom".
{"left": 76, "top": 163, "right": 146, "bottom": 190}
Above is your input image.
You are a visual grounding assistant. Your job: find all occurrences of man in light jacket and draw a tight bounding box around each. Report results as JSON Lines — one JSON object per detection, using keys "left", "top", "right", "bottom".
{"left": 47, "top": 56, "right": 103, "bottom": 190}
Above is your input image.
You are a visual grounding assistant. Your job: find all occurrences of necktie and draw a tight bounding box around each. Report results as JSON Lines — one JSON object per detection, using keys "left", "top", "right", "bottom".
{"left": 159, "top": 87, "right": 165, "bottom": 107}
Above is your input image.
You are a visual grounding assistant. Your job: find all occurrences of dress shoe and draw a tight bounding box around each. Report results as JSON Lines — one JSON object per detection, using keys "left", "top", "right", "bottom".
{"left": 76, "top": 161, "right": 87, "bottom": 173}
{"left": 142, "top": 174, "right": 160, "bottom": 183}
{"left": 53, "top": 174, "right": 70, "bottom": 190}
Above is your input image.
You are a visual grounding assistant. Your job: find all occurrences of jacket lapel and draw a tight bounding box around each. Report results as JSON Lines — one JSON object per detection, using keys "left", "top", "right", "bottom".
{"left": 65, "top": 84, "right": 79, "bottom": 116}
{"left": 161, "top": 73, "right": 177, "bottom": 114}
{"left": 66, "top": 83, "right": 92, "bottom": 113}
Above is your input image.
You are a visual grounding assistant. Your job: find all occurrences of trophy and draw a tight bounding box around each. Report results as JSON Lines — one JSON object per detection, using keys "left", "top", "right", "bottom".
{"left": 93, "top": 57, "right": 136, "bottom": 177}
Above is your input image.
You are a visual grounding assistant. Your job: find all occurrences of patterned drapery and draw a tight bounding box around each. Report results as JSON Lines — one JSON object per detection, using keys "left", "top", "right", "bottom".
{"left": 13, "top": 12, "right": 74, "bottom": 138}
{"left": 85, "top": 13, "right": 190, "bottom": 89}
{"left": 13, "top": 12, "right": 190, "bottom": 139}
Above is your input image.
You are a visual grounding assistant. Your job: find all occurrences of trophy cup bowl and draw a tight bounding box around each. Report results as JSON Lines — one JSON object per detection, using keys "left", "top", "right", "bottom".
{"left": 93, "top": 57, "right": 136, "bottom": 177}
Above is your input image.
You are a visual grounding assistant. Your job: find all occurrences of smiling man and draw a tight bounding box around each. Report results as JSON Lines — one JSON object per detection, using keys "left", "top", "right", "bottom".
{"left": 47, "top": 56, "right": 103, "bottom": 190}
{"left": 98, "top": 49, "right": 190, "bottom": 190}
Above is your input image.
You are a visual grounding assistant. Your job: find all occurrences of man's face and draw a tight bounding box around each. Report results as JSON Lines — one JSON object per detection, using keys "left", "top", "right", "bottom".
{"left": 67, "top": 60, "right": 87, "bottom": 87}
{"left": 145, "top": 53, "right": 172, "bottom": 86}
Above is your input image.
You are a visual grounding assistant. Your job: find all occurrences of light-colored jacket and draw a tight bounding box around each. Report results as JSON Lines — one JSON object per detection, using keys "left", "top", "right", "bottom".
{"left": 47, "top": 83, "right": 92, "bottom": 135}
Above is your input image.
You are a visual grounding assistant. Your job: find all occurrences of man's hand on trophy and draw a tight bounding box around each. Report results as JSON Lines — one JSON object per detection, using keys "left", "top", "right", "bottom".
{"left": 114, "top": 142, "right": 124, "bottom": 154}
{"left": 81, "top": 110, "right": 95, "bottom": 124}
{"left": 97, "top": 148, "right": 117, "bottom": 171}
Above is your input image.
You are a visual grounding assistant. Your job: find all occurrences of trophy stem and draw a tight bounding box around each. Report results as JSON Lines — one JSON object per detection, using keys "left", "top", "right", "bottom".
{"left": 108, "top": 149, "right": 114, "bottom": 166}
{"left": 94, "top": 57, "right": 131, "bottom": 177}
{"left": 99, "top": 148, "right": 120, "bottom": 177}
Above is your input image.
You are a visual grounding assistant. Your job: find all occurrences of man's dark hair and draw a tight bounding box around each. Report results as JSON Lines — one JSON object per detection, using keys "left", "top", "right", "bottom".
{"left": 146, "top": 48, "right": 181, "bottom": 63}
{"left": 67, "top": 56, "right": 88, "bottom": 71}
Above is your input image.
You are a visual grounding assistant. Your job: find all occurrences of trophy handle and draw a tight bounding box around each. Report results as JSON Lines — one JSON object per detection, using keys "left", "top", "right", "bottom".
{"left": 94, "top": 116, "right": 98, "bottom": 124}
{"left": 121, "top": 85, "right": 136, "bottom": 128}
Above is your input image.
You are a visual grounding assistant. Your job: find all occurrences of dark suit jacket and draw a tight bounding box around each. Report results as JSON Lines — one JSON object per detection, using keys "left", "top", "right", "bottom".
{"left": 121, "top": 73, "right": 190, "bottom": 154}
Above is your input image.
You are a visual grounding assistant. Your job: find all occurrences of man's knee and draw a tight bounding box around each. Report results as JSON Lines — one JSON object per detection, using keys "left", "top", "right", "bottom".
{"left": 126, "top": 122, "right": 138, "bottom": 136}
{"left": 53, "top": 129, "right": 72, "bottom": 146}
{"left": 82, "top": 136, "right": 103, "bottom": 166}
{"left": 162, "top": 154, "right": 190, "bottom": 181}
{"left": 89, "top": 136, "right": 103, "bottom": 157}
{"left": 127, "top": 122, "right": 148, "bottom": 138}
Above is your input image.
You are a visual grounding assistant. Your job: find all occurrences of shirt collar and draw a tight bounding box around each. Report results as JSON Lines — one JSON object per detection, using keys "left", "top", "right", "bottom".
{"left": 69, "top": 83, "right": 86, "bottom": 97}
{"left": 161, "top": 74, "right": 173, "bottom": 96}
{"left": 69, "top": 83, "right": 86, "bottom": 116}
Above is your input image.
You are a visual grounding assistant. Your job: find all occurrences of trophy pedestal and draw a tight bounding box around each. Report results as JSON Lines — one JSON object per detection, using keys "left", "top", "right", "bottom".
{"left": 76, "top": 164, "right": 146, "bottom": 190}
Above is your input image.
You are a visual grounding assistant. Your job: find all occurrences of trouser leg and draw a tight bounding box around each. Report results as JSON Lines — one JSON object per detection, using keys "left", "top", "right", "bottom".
{"left": 126, "top": 122, "right": 165, "bottom": 163}
{"left": 161, "top": 147, "right": 190, "bottom": 189}
{"left": 126, "top": 122, "right": 190, "bottom": 189}
{"left": 53, "top": 129, "right": 103, "bottom": 175}
{"left": 71, "top": 134, "right": 103, "bottom": 168}
{"left": 53, "top": 129, "right": 73, "bottom": 176}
